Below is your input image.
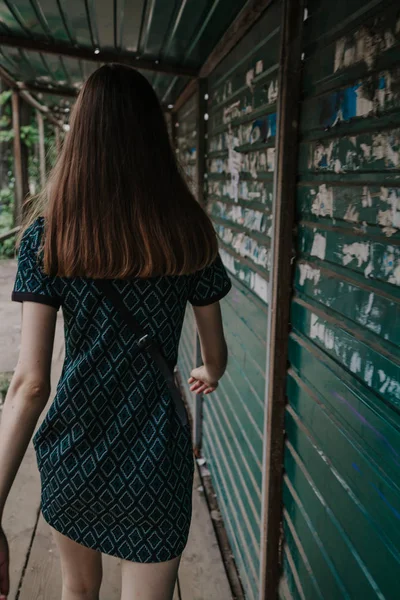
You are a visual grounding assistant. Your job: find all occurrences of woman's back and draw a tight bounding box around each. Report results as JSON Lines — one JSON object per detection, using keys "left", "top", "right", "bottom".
{"left": 11, "top": 215, "right": 231, "bottom": 563}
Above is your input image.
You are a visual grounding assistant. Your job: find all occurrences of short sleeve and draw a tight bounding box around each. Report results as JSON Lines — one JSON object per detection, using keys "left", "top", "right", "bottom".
{"left": 188, "top": 253, "right": 232, "bottom": 306}
{"left": 12, "top": 218, "right": 61, "bottom": 310}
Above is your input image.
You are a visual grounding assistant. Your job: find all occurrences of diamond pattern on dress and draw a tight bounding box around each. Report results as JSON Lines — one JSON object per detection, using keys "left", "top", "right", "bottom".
{"left": 12, "top": 217, "right": 232, "bottom": 562}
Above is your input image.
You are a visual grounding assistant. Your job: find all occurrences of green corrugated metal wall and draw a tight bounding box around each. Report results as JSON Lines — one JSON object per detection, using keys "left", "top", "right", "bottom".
{"left": 176, "top": 94, "right": 198, "bottom": 415}
{"left": 281, "top": 1, "right": 400, "bottom": 598}
{"left": 203, "top": 5, "right": 282, "bottom": 599}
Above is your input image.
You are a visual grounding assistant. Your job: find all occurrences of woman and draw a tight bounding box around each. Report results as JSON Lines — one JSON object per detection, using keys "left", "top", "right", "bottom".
{"left": 0, "top": 64, "right": 231, "bottom": 600}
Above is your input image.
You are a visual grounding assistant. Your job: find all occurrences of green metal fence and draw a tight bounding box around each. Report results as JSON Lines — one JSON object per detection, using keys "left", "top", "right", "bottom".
{"left": 203, "top": 5, "right": 282, "bottom": 599}
{"left": 281, "top": 1, "right": 400, "bottom": 597}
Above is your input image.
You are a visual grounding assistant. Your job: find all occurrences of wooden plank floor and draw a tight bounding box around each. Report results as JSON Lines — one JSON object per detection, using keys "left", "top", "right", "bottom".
{"left": 1, "top": 260, "right": 232, "bottom": 600}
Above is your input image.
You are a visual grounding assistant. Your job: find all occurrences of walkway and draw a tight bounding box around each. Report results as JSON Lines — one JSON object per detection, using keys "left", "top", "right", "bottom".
{"left": 0, "top": 259, "right": 232, "bottom": 600}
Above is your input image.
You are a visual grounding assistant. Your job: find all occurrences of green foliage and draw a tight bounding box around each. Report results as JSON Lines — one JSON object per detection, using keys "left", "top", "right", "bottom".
{"left": 0, "top": 234, "right": 16, "bottom": 258}
{"left": 0, "top": 90, "right": 16, "bottom": 256}
{"left": 0, "top": 91, "right": 12, "bottom": 141}
{"left": 21, "top": 124, "right": 39, "bottom": 148}
{"left": 0, "top": 128, "right": 14, "bottom": 143}
{"left": 0, "top": 184, "right": 15, "bottom": 257}
{"left": 0, "top": 88, "right": 60, "bottom": 258}
{"left": 0, "top": 90, "right": 12, "bottom": 106}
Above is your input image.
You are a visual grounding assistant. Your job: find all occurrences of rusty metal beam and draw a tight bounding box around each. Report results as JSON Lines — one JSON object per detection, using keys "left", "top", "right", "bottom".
{"left": 0, "top": 65, "right": 64, "bottom": 129}
{"left": 259, "top": 0, "right": 305, "bottom": 598}
{"left": 199, "top": 0, "right": 274, "bottom": 78}
{"left": 0, "top": 35, "right": 198, "bottom": 78}
{"left": 24, "top": 82, "right": 78, "bottom": 98}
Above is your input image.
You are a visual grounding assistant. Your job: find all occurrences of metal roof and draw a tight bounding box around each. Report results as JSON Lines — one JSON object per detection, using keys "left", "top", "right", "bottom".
{"left": 0, "top": 0, "right": 247, "bottom": 114}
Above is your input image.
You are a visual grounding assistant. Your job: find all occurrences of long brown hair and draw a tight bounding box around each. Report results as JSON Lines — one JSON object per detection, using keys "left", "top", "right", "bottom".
{"left": 21, "top": 64, "right": 218, "bottom": 278}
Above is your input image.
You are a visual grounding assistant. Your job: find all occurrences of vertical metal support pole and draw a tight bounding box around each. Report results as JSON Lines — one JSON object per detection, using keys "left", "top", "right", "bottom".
{"left": 259, "top": 0, "right": 305, "bottom": 598}
{"left": 12, "top": 91, "right": 23, "bottom": 225}
{"left": 37, "top": 110, "right": 46, "bottom": 189}
{"left": 193, "top": 78, "right": 208, "bottom": 451}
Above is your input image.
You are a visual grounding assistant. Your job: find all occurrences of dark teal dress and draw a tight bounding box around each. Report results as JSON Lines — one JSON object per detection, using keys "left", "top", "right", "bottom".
{"left": 12, "top": 217, "right": 232, "bottom": 563}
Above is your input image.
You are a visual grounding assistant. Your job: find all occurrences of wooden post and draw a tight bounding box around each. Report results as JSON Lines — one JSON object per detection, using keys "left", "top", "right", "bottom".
{"left": 20, "top": 100, "right": 31, "bottom": 207}
{"left": 259, "top": 0, "right": 305, "bottom": 598}
{"left": 193, "top": 78, "right": 208, "bottom": 451}
{"left": 0, "top": 79, "right": 8, "bottom": 191}
{"left": 37, "top": 110, "right": 46, "bottom": 188}
{"left": 11, "top": 91, "right": 23, "bottom": 225}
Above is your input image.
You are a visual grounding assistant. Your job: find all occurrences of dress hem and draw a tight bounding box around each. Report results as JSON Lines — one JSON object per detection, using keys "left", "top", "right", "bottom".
{"left": 41, "top": 507, "right": 189, "bottom": 564}
{"left": 12, "top": 291, "right": 61, "bottom": 309}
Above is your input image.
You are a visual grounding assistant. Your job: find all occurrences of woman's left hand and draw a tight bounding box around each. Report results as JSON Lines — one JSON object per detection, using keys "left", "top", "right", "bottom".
{"left": 0, "top": 525, "right": 9, "bottom": 600}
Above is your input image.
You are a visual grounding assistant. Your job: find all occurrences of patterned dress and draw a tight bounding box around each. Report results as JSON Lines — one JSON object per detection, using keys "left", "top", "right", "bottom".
{"left": 12, "top": 217, "right": 232, "bottom": 563}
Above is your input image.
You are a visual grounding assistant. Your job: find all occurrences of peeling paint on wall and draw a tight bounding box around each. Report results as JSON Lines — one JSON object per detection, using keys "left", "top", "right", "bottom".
{"left": 379, "top": 188, "right": 400, "bottom": 232}
{"left": 350, "top": 351, "right": 362, "bottom": 374}
{"left": 309, "top": 129, "right": 400, "bottom": 172}
{"left": 295, "top": 265, "right": 398, "bottom": 341}
{"left": 318, "top": 69, "right": 400, "bottom": 129}
{"left": 303, "top": 308, "right": 400, "bottom": 405}
{"left": 334, "top": 22, "right": 400, "bottom": 72}
{"left": 227, "top": 132, "right": 241, "bottom": 202}
{"left": 215, "top": 224, "right": 271, "bottom": 269}
{"left": 344, "top": 204, "right": 360, "bottom": 222}
{"left": 219, "top": 248, "right": 269, "bottom": 302}
{"left": 299, "top": 184, "right": 400, "bottom": 233}
{"left": 311, "top": 232, "right": 327, "bottom": 260}
{"left": 311, "top": 184, "right": 334, "bottom": 217}
{"left": 223, "top": 100, "right": 241, "bottom": 124}
{"left": 207, "top": 14, "right": 281, "bottom": 309}
{"left": 299, "top": 263, "right": 321, "bottom": 286}
{"left": 288, "top": 5, "right": 400, "bottom": 598}
{"left": 299, "top": 224, "right": 400, "bottom": 285}
{"left": 310, "top": 313, "right": 335, "bottom": 349}
{"left": 208, "top": 179, "right": 272, "bottom": 205}
{"left": 342, "top": 242, "right": 370, "bottom": 267}
{"left": 268, "top": 80, "right": 279, "bottom": 104}
{"left": 212, "top": 201, "right": 268, "bottom": 233}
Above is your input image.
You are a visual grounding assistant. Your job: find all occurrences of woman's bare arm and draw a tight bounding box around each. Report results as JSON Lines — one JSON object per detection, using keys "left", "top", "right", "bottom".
{"left": 188, "top": 301, "right": 228, "bottom": 395}
{"left": 0, "top": 302, "right": 56, "bottom": 598}
{"left": 0, "top": 302, "right": 56, "bottom": 517}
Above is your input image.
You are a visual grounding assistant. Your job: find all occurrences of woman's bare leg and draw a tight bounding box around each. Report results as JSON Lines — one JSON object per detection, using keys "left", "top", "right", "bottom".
{"left": 121, "top": 555, "right": 181, "bottom": 600}
{"left": 50, "top": 527, "right": 103, "bottom": 600}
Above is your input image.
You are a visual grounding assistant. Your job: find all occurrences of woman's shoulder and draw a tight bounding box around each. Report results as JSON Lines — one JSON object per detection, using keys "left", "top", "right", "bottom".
{"left": 20, "top": 216, "right": 45, "bottom": 250}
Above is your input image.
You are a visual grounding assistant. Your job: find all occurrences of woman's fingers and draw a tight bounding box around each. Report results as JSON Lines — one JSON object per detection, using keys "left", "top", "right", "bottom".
{"left": 204, "top": 386, "right": 216, "bottom": 395}
{"left": 188, "top": 379, "right": 217, "bottom": 395}
{"left": 189, "top": 381, "right": 203, "bottom": 392}
{"left": 196, "top": 383, "right": 208, "bottom": 394}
